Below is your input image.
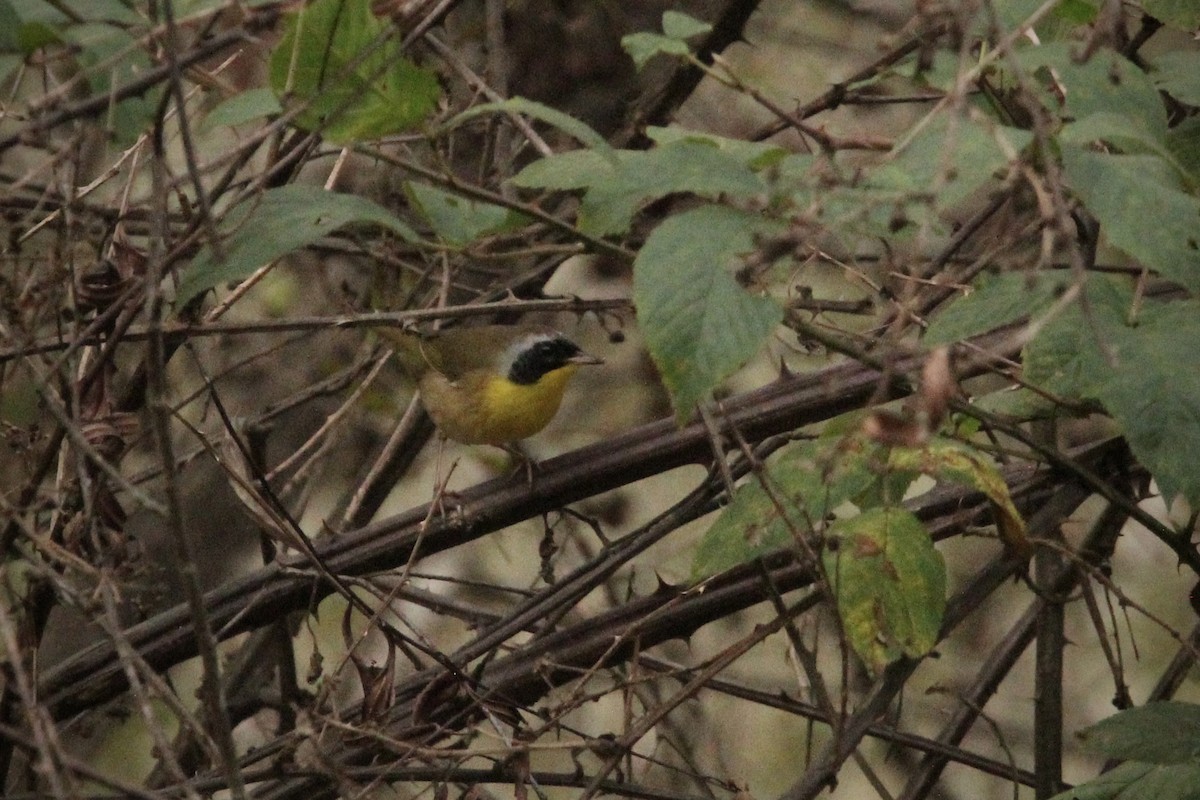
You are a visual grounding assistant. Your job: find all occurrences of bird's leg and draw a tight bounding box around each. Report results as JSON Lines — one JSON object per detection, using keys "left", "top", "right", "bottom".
{"left": 500, "top": 442, "right": 537, "bottom": 487}
{"left": 422, "top": 437, "right": 463, "bottom": 529}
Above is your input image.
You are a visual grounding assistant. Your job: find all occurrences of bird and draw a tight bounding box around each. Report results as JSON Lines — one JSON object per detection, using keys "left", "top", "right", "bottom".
{"left": 378, "top": 324, "right": 603, "bottom": 446}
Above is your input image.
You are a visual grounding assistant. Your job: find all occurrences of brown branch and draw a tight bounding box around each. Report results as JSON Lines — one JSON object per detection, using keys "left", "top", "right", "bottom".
{"left": 37, "top": 326, "right": 1023, "bottom": 718}
{"left": 0, "top": 299, "right": 633, "bottom": 364}
{"left": 750, "top": 22, "right": 949, "bottom": 143}
{"left": 0, "top": 9, "right": 282, "bottom": 155}
{"left": 895, "top": 486, "right": 1122, "bottom": 800}
{"left": 618, "top": 0, "right": 767, "bottom": 147}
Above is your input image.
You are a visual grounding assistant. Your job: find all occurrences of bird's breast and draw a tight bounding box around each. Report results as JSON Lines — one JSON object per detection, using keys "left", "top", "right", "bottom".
{"left": 420, "top": 366, "right": 579, "bottom": 445}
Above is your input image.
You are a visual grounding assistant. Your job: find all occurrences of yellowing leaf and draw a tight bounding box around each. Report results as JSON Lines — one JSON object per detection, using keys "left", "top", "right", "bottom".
{"left": 692, "top": 439, "right": 878, "bottom": 578}
{"left": 889, "top": 439, "right": 1030, "bottom": 559}
{"left": 823, "top": 507, "right": 946, "bottom": 675}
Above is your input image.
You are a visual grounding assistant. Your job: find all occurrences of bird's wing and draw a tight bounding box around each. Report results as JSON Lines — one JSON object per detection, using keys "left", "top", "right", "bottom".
{"left": 420, "top": 327, "right": 512, "bottom": 381}
{"left": 376, "top": 326, "right": 506, "bottom": 381}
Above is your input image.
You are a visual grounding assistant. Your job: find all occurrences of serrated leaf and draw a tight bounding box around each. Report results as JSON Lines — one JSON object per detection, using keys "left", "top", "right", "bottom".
{"left": 204, "top": 88, "right": 282, "bottom": 129}
{"left": 972, "top": 386, "right": 1057, "bottom": 421}
{"left": 1047, "top": 762, "right": 1200, "bottom": 800}
{"left": 1019, "top": 46, "right": 1167, "bottom": 139}
{"left": 877, "top": 114, "right": 1032, "bottom": 212}
{"left": 1152, "top": 51, "right": 1200, "bottom": 107}
{"left": 1062, "top": 112, "right": 1187, "bottom": 178}
{"left": 1079, "top": 702, "right": 1200, "bottom": 763}
{"left": 692, "top": 440, "right": 878, "bottom": 578}
{"left": 405, "top": 182, "right": 521, "bottom": 246}
{"left": 1070, "top": 52, "right": 1167, "bottom": 137}
{"left": 924, "top": 271, "right": 1068, "bottom": 345}
{"left": 268, "top": 0, "right": 439, "bottom": 143}
{"left": 513, "top": 140, "right": 766, "bottom": 236}
{"left": 824, "top": 507, "right": 946, "bottom": 675}
{"left": 1062, "top": 147, "right": 1200, "bottom": 292}
{"left": 1089, "top": 300, "right": 1200, "bottom": 507}
{"left": 1024, "top": 276, "right": 1131, "bottom": 394}
{"left": 1026, "top": 279, "right": 1200, "bottom": 507}
{"left": 580, "top": 141, "right": 765, "bottom": 235}
{"left": 889, "top": 439, "right": 1029, "bottom": 558}
{"left": 178, "top": 185, "right": 418, "bottom": 305}
{"left": 646, "top": 125, "right": 790, "bottom": 170}
{"left": 633, "top": 206, "right": 782, "bottom": 419}
{"left": 1166, "top": 116, "right": 1200, "bottom": 182}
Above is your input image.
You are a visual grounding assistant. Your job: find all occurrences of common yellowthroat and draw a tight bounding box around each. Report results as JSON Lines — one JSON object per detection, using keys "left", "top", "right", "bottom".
{"left": 379, "top": 324, "right": 603, "bottom": 445}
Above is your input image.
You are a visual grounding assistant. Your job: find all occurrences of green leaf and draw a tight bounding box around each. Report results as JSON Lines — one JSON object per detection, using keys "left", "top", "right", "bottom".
{"left": 824, "top": 507, "right": 946, "bottom": 675}
{"left": 1079, "top": 702, "right": 1200, "bottom": 763}
{"left": 633, "top": 206, "right": 782, "bottom": 419}
{"left": 1062, "top": 112, "right": 1187, "bottom": 177}
{"left": 646, "top": 125, "right": 790, "bottom": 170}
{"left": 5, "top": 0, "right": 64, "bottom": 24}
{"left": 878, "top": 114, "right": 1033, "bottom": 213}
{"left": 1065, "top": 55, "right": 1167, "bottom": 139}
{"left": 177, "top": 0, "right": 302, "bottom": 13}
{"left": 1092, "top": 300, "right": 1200, "bottom": 508}
{"left": 1016, "top": 45, "right": 1166, "bottom": 140}
{"left": 621, "top": 11, "right": 710, "bottom": 70}
{"left": 513, "top": 139, "right": 766, "bottom": 236}
{"left": 61, "top": 23, "right": 156, "bottom": 143}
{"left": 1166, "top": 115, "right": 1200, "bottom": 182}
{"left": 0, "top": 53, "right": 20, "bottom": 83}
{"left": 1063, "top": 148, "right": 1200, "bottom": 292}
{"left": 440, "top": 97, "right": 612, "bottom": 155}
{"left": 924, "top": 271, "right": 1069, "bottom": 345}
{"left": 268, "top": 0, "right": 439, "bottom": 143}
{"left": 692, "top": 439, "right": 879, "bottom": 578}
{"left": 972, "top": 386, "right": 1057, "bottom": 421}
{"left": 509, "top": 149, "right": 613, "bottom": 191}
{"left": 203, "top": 88, "right": 282, "bottom": 129}
{"left": 0, "top": 1, "right": 20, "bottom": 52}
{"left": 622, "top": 32, "right": 690, "bottom": 70}
{"left": 405, "top": 182, "right": 521, "bottom": 246}
{"left": 661, "top": 11, "right": 712, "bottom": 39}
{"left": 97, "top": 0, "right": 144, "bottom": 23}
{"left": 989, "top": 0, "right": 1059, "bottom": 30}
{"left": 1053, "top": 0, "right": 1099, "bottom": 25}
{"left": 1026, "top": 280, "right": 1200, "bottom": 507}
{"left": 1024, "top": 276, "right": 1131, "bottom": 394}
{"left": 1152, "top": 51, "right": 1200, "bottom": 107}
{"left": 16, "top": 20, "right": 60, "bottom": 53}
{"left": 1143, "top": 0, "right": 1200, "bottom": 31}
{"left": 177, "top": 185, "right": 419, "bottom": 305}
{"left": 1048, "top": 762, "right": 1200, "bottom": 800}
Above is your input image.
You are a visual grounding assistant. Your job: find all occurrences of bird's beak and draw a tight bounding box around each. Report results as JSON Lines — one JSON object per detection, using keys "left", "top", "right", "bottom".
{"left": 568, "top": 352, "right": 604, "bottom": 366}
